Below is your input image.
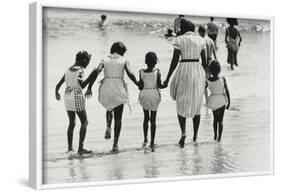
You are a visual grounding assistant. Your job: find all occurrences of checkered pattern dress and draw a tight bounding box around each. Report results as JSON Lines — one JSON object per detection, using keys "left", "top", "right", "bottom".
{"left": 63, "top": 66, "right": 85, "bottom": 112}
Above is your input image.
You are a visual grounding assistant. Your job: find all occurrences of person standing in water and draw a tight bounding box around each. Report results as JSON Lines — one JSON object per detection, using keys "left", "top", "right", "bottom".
{"left": 198, "top": 25, "right": 217, "bottom": 67}
{"left": 85, "top": 42, "right": 139, "bottom": 152}
{"left": 207, "top": 17, "right": 219, "bottom": 49}
{"left": 174, "top": 15, "right": 185, "bottom": 36}
{"left": 98, "top": 15, "right": 107, "bottom": 29}
{"left": 138, "top": 52, "right": 165, "bottom": 152}
{"left": 164, "top": 19, "right": 207, "bottom": 147}
{"left": 55, "top": 51, "right": 93, "bottom": 155}
{"left": 206, "top": 60, "right": 230, "bottom": 142}
{"left": 225, "top": 18, "right": 242, "bottom": 70}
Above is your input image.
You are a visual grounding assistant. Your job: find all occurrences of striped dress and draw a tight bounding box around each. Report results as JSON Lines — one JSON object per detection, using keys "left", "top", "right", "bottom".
{"left": 170, "top": 31, "right": 206, "bottom": 118}
{"left": 63, "top": 66, "right": 85, "bottom": 112}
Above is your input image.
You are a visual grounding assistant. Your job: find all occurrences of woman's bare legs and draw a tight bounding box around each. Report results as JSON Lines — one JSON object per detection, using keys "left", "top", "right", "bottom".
{"left": 177, "top": 115, "right": 186, "bottom": 147}
{"left": 192, "top": 115, "right": 201, "bottom": 142}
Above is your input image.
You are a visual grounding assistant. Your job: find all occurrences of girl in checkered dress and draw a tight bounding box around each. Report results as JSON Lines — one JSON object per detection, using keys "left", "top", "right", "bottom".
{"left": 55, "top": 51, "right": 93, "bottom": 155}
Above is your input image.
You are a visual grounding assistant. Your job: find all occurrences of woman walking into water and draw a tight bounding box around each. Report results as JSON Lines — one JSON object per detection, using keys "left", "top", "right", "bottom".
{"left": 225, "top": 18, "right": 242, "bottom": 70}
{"left": 85, "top": 42, "right": 138, "bottom": 152}
{"left": 55, "top": 51, "right": 93, "bottom": 155}
{"left": 164, "top": 19, "right": 207, "bottom": 147}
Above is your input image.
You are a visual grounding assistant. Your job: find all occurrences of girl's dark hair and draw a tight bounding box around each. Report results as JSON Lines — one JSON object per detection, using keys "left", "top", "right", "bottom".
{"left": 180, "top": 18, "right": 195, "bottom": 34}
{"left": 209, "top": 60, "right": 221, "bottom": 76}
{"left": 198, "top": 25, "right": 207, "bottom": 33}
{"left": 110, "top": 42, "right": 127, "bottom": 56}
{"left": 75, "top": 51, "right": 91, "bottom": 68}
{"left": 145, "top": 52, "right": 158, "bottom": 66}
{"left": 226, "top": 18, "right": 238, "bottom": 26}
{"left": 101, "top": 15, "right": 107, "bottom": 20}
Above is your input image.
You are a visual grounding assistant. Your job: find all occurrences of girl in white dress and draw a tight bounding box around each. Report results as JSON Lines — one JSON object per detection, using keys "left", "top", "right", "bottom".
{"left": 138, "top": 52, "right": 165, "bottom": 152}
{"left": 85, "top": 42, "right": 138, "bottom": 152}
{"left": 206, "top": 60, "right": 230, "bottom": 142}
{"left": 163, "top": 19, "right": 207, "bottom": 147}
{"left": 55, "top": 51, "right": 93, "bottom": 155}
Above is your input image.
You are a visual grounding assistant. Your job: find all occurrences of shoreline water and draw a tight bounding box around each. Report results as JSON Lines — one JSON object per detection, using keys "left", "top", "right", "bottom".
{"left": 43, "top": 8, "right": 271, "bottom": 184}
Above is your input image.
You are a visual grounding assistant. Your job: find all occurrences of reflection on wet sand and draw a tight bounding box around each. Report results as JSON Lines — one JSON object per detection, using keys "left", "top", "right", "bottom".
{"left": 144, "top": 153, "right": 160, "bottom": 178}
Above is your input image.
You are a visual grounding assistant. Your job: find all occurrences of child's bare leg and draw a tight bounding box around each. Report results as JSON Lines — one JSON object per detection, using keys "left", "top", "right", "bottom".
{"left": 234, "top": 52, "right": 238, "bottom": 66}
{"left": 77, "top": 110, "right": 91, "bottom": 154}
{"left": 150, "top": 111, "right": 157, "bottom": 151}
{"left": 217, "top": 106, "right": 226, "bottom": 142}
{"left": 112, "top": 104, "right": 124, "bottom": 151}
{"left": 212, "top": 110, "right": 219, "bottom": 140}
{"left": 142, "top": 109, "right": 149, "bottom": 146}
{"left": 192, "top": 115, "right": 201, "bottom": 142}
{"left": 177, "top": 115, "right": 186, "bottom": 147}
{"left": 67, "top": 111, "right": 76, "bottom": 151}
{"left": 105, "top": 110, "right": 113, "bottom": 139}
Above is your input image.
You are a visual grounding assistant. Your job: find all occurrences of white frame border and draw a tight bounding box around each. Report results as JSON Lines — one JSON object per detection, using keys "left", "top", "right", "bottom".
{"left": 29, "top": 1, "right": 274, "bottom": 190}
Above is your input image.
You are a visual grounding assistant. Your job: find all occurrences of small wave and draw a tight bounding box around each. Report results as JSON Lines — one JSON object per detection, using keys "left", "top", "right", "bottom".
{"left": 43, "top": 17, "right": 270, "bottom": 39}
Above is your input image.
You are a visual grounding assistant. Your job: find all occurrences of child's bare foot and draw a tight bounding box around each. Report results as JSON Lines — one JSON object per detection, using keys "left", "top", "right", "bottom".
{"left": 78, "top": 148, "right": 93, "bottom": 155}
{"left": 142, "top": 139, "right": 148, "bottom": 148}
{"left": 112, "top": 144, "right": 119, "bottom": 152}
{"left": 178, "top": 134, "right": 186, "bottom": 148}
{"left": 104, "top": 127, "right": 111, "bottom": 139}
{"left": 193, "top": 136, "right": 197, "bottom": 142}
{"left": 150, "top": 144, "right": 155, "bottom": 152}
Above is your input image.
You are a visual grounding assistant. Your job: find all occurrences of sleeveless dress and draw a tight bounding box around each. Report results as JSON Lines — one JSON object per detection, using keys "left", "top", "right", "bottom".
{"left": 207, "top": 78, "right": 228, "bottom": 111}
{"left": 139, "top": 69, "right": 161, "bottom": 111}
{"left": 63, "top": 66, "right": 85, "bottom": 112}
{"left": 98, "top": 53, "right": 129, "bottom": 111}
{"left": 170, "top": 31, "right": 206, "bottom": 118}
{"left": 226, "top": 27, "right": 239, "bottom": 53}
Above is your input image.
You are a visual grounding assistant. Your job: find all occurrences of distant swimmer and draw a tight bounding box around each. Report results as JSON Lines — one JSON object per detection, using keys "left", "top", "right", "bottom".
{"left": 207, "top": 17, "right": 219, "bottom": 49}
{"left": 98, "top": 15, "right": 107, "bottom": 29}
{"left": 174, "top": 15, "right": 185, "bottom": 36}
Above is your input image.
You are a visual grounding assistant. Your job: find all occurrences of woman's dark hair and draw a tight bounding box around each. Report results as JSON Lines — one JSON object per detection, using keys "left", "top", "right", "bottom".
{"left": 101, "top": 15, "right": 107, "bottom": 20}
{"left": 145, "top": 52, "right": 158, "bottom": 66}
{"left": 180, "top": 18, "right": 195, "bottom": 34}
{"left": 226, "top": 18, "right": 238, "bottom": 26}
{"left": 75, "top": 51, "right": 91, "bottom": 68}
{"left": 110, "top": 42, "right": 127, "bottom": 56}
{"left": 209, "top": 60, "right": 221, "bottom": 76}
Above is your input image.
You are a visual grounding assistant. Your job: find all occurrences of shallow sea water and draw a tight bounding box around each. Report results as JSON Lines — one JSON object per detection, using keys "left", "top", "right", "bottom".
{"left": 42, "top": 8, "right": 272, "bottom": 184}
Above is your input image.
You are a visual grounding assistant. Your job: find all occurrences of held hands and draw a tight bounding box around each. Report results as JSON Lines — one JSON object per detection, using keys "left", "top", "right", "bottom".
{"left": 55, "top": 91, "right": 61, "bottom": 101}
{"left": 163, "top": 79, "right": 169, "bottom": 88}
{"left": 226, "top": 103, "right": 230, "bottom": 110}
{"left": 84, "top": 89, "right": 93, "bottom": 99}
